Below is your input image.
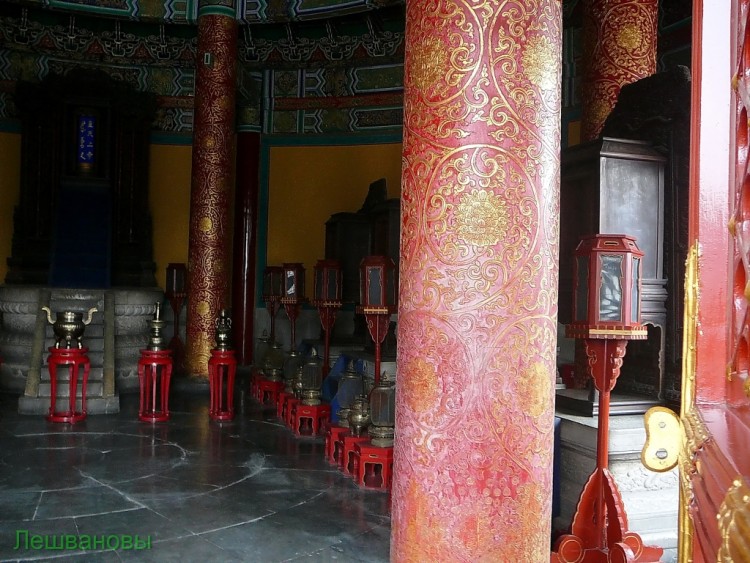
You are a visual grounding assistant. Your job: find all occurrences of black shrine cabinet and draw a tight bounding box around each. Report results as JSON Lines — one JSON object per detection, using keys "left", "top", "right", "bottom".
{"left": 7, "top": 69, "right": 157, "bottom": 288}
{"left": 557, "top": 137, "right": 667, "bottom": 415}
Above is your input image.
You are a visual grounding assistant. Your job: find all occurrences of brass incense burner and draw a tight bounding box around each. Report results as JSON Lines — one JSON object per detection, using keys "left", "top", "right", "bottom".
{"left": 42, "top": 306, "right": 97, "bottom": 349}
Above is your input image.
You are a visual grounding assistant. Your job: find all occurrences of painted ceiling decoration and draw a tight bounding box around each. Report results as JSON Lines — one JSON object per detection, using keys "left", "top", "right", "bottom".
{"left": 4, "top": 0, "right": 404, "bottom": 25}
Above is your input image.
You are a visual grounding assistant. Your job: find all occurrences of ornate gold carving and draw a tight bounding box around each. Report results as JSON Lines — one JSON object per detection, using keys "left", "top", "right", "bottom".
{"left": 454, "top": 189, "right": 509, "bottom": 247}
{"left": 411, "top": 36, "right": 450, "bottom": 95}
{"left": 522, "top": 35, "right": 558, "bottom": 91}
{"left": 196, "top": 300, "right": 210, "bottom": 317}
{"left": 718, "top": 477, "right": 750, "bottom": 562}
{"left": 403, "top": 356, "right": 440, "bottom": 414}
{"left": 615, "top": 23, "right": 641, "bottom": 51}
{"left": 199, "top": 216, "right": 213, "bottom": 233}
{"left": 678, "top": 241, "right": 700, "bottom": 563}
{"left": 518, "top": 361, "right": 551, "bottom": 419}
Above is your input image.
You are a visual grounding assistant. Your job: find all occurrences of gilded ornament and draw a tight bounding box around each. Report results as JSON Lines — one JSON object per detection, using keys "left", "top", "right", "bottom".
{"left": 403, "top": 356, "right": 440, "bottom": 413}
{"left": 197, "top": 300, "right": 211, "bottom": 317}
{"left": 521, "top": 35, "right": 558, "bottom": 91}
{"left": 615, "top": 24, "right": 641, "bottom": 51}
{"left": 199, "top": 216, "right": 213, "bottom": 233}
{"left": 517, "top": 362, "right": 550, "bottom": 418}
{"left": 204, "top": 135, "right": 216, "bottom": 150}
{"left": 718, "top": 477, "right": 750, "bottom": 562}
{"left": 454, "top": 189, "right": 509, "bottom": 247}
{"left": 411, "top": 36, "right": 448, "bottom": 95}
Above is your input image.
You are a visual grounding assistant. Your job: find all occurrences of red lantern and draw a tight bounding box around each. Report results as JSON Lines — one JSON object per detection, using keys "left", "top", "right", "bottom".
{"left": 566, "top": 234, "right": 646, "bottom": 340}
{"left": 313, "top": 259, "right": 343, "bottom": 303}
{"left": 262, "top": 266, "right": 284, "bottom": 343}
{"left": 356, "top": 256, "right": 396, "bottom": 386}
{"left": 281, "top": 263, "right": 307, "bottom": 352}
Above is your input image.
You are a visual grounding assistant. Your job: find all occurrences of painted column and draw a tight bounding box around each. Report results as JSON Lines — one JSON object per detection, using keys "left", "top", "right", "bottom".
{"left": 391, "top": 1, "right": 561, "bottom": 560}
{"left": 232, "top": 132, "right": 260, "bottom": 365}
{"left": 580, "top": 0, "right": 658, "bottom": 141}
{"left": 185, "top": 0, "right": 238, "bottom": 377}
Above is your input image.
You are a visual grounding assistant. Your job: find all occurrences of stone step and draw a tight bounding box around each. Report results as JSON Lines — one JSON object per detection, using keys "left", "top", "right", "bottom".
{"left": 40, "top": 367, "right": 104, "bottom": 382}
{"left": 37, "top": 381, "right": 104, "bottom": 398}
{"left": 18, "top": 394, "right": 120, "bottom": 416}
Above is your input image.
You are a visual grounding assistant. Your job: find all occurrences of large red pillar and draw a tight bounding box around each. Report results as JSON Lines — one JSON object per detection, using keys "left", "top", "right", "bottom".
{"left": 580, "top": 0, "right": 658, "bottom": 141}
{"left": 392, "top": 1, "right": 562, "bottom": 560}
{"left": 185, "top": 1, "right": 238, "bottom": 377}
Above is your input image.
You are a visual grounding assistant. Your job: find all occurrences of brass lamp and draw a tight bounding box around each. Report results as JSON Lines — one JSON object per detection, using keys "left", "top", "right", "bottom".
{"left": 263, "top": 340, "right": 284, "bottom": 382}
{"left": 335, "top": 359, "right": 364, "bottom": 426}
{"left": 368, "top": 371, "right": 396, "bottom": 447}
{"left": 300, "top": 348, "right": 323, "bottom": 406}
{"left": 356, "top": 256, "right": 397, "bottom": 385}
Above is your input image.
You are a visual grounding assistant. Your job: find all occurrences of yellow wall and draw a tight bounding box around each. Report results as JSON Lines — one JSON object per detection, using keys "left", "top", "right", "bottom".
{"left": 149, "top": 143, "right": 192, "bottom": 289}
{"left": 267, "top": 142, "right": 403, "bottom": 298}
{"left": 0, "top": 132, "right": 21, "bottom": 283}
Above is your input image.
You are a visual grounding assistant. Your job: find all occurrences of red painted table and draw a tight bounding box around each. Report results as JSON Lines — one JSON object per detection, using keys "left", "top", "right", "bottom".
{"left": 137, "top": 349, "right": 173, "bottom": 422}
{"left": 47, "top": 347, "right": 90, "bottom": 423}
{"left": 325, "top": 425, "right": 349, "bottom": 465}
{"left": 294, "top": 403, "right": 330, "bottom": 437}
{"left": 353, "top": 441, "right": 393, "bottom": 490}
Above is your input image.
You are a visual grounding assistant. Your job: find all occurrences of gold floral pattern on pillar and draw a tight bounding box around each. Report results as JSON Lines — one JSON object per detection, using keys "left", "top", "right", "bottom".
{"left": 392, "top": 0, "right": 562, "bottom": 560}
{"left": 580, "top": 0, "right": 658, "bottom": 141}
{"left": 185, "top": 11, "right": 237, "bottom": 377}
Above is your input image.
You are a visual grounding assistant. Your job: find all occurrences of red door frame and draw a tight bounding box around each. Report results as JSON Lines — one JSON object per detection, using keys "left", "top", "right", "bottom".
{"left": 683, "top": 0, "right": 750, "bottom": 560}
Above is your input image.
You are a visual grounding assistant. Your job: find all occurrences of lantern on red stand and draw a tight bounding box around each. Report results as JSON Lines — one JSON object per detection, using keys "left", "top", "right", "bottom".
{"left": 552, "top": 234, "right": 662, "bottom": 562}
{"left": 263, "top": 266, "right": 284, "bottom": 343}
{"left": 312, "top": 259, "right": 342, "bottom": 377}
{"left": 165, "top": 263, "right": 186, "bottom": 371}
{"left": 355, "top": 256, "right": 396, "bottom": 386}
{"left": 280, "top": 263, "right": 307, "bottom": 352}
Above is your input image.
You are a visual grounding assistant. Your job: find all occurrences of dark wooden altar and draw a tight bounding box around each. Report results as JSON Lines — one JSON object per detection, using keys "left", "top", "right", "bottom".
{"left": 7, "top": 69, "right": 157, "bottom": 287}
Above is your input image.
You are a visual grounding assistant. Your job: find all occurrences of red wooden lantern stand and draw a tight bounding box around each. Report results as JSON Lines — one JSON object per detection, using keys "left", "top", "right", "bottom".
{"left": 315, "top": 303, "right": 341, "bottom": 377}
{"left": 258, "top": 377, "right": 284, "bottom": 407}
{"left": 341, "top": 433, "right": 369, "bottom": 476}
{"left": 552, "top": 235, "right": 662, "bottom": 563}
{"left": 313, "top": 259, "right": 343, "bottom": 377}
{"left": 137, "top": 349, "right": 173, "bottom": 422}
{"left": 47, "top": 347, "right": 90, "bottom": 423}
{"left": 551, "top": 340, "right": 662, "bottom": 562}
{"left": 208, "top": 349, "right": 237, "bottom": 421}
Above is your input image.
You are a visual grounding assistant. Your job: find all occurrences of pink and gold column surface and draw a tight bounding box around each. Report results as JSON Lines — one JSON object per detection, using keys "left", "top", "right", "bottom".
{"left": 580, "top": 0, "right": 658, "bottom": 141}
{"left": 185, "top": 1, "right": 238, "bottom": 377}
{"left": 392, "top": 1, "right": 561, "bottom": 561}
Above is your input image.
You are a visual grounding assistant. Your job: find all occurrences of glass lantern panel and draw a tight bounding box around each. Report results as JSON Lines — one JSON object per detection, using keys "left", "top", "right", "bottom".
{"left": 255, "top": 336, "right": 270, "bottom": 368}
{"left": 283, "top": 353, "right": 303, "bottom": 382}
{"left": 315, "top": 268, "right": 324, "bottom": 300}
{"left": 631, "top": 257, "right": 641, "bottom": 322}
{"left": 599, "top": 254, "right": 623, "bottom": 322}
{"left": 368, "top": 267, "right": 383, "bottom": 306}
{"left": 327, "top": 270, "right": 339, "bottom": 300}
{"left": 575, "top": 256, "right": 589, "bottom": 322}
{"left": 285, "top": 270, "right": 297, "bottom": 297}
{"left": 370, "top": 386, "right": 396, "bottom": 426}
{"left": 336, "top": 376, "right": 364, "bottom": 409}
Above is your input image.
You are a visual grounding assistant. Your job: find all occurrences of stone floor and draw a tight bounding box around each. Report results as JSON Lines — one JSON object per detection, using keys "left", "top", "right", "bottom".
{"left": 0, "top": 387, "right": 391, "bottom": 562}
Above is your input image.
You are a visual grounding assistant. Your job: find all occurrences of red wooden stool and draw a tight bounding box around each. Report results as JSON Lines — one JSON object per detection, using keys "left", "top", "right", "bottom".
{"left": 325, "top": 425, "right": 349, "bottom": 465}
{"left": 137, "top": 349, "right": 173, "bottom": 422}
{"left": 47, "top": 347, "right": 90, "bottom": 423}
{"left": 354, "top": 442, "right": 394, "bottom": 490}
{"left": 285, "top": 396, "right": 300, "bottom": 429}
{"left": 258, "top": 378, "right": 284, "bottom": 408}
{"left": 294, "top": 403, "right": 331, "bottom": 437}
{"left": 341, "top": 433, "right": 369, "bottom": 476}
{"left": 208, "top": 349, "right": 237, "bottom": 421}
